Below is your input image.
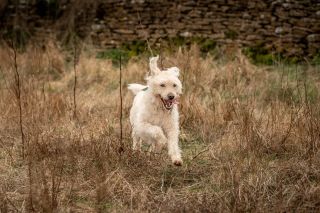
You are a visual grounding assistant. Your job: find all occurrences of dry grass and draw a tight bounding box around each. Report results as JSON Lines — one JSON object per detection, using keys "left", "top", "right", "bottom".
{"left": 0, "top": 42, "right": 320, "bottom": 212}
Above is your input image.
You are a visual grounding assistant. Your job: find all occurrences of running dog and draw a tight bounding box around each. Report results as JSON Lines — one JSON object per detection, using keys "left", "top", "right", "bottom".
{"left": 128, "top": 56, "right": 183, "bottom": 166}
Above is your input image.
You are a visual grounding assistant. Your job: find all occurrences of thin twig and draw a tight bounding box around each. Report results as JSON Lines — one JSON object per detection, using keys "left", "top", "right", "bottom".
{"left": 72, "top": 37, "right": 86, "bottom": 143}
{"left": 9, "top": 40, "right": 25, "bottom": 159}
{"left": 191, "top": 147, "right": 210, "bottom": 161}
{"left": 159, "top": 42, "right": 164, "bottom": 70}
{"left": 73, "top": 39, "right": 79, "bottom": 118}
{"left": 303, "top": 63, "right": 308, "bottom": 105}
{"left": 119, "top": 55, "right": 124, "bottom": 154}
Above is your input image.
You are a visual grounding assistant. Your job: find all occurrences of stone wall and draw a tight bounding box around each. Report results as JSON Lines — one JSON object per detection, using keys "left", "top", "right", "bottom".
{"left": 1, "top": 0, "right": 320, "bottom": 56}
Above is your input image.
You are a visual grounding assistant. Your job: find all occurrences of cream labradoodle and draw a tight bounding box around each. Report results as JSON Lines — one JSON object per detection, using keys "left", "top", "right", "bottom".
{"left": 128, "top": 56, "right": 183, "bottom": 166}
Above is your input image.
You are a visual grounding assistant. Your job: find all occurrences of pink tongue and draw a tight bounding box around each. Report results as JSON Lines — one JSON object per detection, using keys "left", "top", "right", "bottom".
{"left": 163, "top": 98, "right": 179, "bottom": 106}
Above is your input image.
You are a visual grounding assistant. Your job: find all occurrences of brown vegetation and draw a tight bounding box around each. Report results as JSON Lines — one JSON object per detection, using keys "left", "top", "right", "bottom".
{"left": 0, "top": 43, "right": 320, "bottom": 212}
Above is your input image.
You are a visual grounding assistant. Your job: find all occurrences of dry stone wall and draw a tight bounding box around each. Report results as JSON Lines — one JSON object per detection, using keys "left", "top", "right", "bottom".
{"left": 1, "top": 0, "right": 320, "bottom": 57}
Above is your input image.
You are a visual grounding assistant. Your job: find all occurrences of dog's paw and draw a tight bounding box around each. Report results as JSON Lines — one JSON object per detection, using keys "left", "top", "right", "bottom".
{"left": 172, "top": 159, "right": 183, "bottom": 166}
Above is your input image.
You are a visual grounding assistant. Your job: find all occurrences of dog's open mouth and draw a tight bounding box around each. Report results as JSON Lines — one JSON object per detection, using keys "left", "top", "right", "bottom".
{"left": 160, "top": 98, "right": 178, "bottom": 110}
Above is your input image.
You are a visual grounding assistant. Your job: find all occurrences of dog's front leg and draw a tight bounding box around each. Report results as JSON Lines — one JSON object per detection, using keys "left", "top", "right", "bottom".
{"left": 167, "top": 130, "right": 182, "bottom": 166}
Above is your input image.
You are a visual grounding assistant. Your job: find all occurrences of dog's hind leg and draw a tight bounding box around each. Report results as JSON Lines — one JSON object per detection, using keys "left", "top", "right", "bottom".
{"left": 136, "top": 123, "right": 167, "bottom": 153}
{"left": 147, "top": 139, "right": 165, "bottom": 154}
{"left": 132, "top": 131, "right": 141, "bottom": 151}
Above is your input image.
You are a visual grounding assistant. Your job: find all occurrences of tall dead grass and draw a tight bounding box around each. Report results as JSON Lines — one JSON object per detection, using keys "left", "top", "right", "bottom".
{"left": 0, "top": 42, "right": 320, "bottom": 212}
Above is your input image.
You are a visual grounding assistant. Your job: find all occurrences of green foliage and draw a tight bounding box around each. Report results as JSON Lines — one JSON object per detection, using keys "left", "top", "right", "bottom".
{"left": 198, "top": 39, "right": 217, "bottom": 53}
{"left": 242, "top": 44, "right": 310, "bottom": 66}
{"left": 96, "top": 40, "right": 149, "bottom": 66}
{"left": 284, "top": 56, "right": 300, "bottom": 65}
{"left": 243, "top": 45, "right": 276, "bottom": 65}
{"left": 169, "top": 36, "right": 187, "bottom": 47}
{"left": 95, "top": 38, "right": 318, "bottom": 67}
{"left": 312, "top": 52, "right": 320, "bottom": 66}
{"left": 304, "top": 82, "right": 319, "bottom": 104}
{"left": 121, "top": 40, "right": 148, "bottom": 57}
{"left": 255, "top": 53, "right": 276, "bottom": 65}
{"left": 96, "top": 49, "right": 129, "bottom": 66}
{"left": 95, "top": 37, "right": 217, "bottom": 65}
{"left": 264, "top": 69, "right": 319, "bottom": 105}
{"left": 224, "top": 30, "right": 238, "bottom": 39}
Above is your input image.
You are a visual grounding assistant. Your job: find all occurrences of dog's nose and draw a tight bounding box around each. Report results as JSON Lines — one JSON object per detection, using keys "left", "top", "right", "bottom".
{"left": 168, "top": 94, "right": 175, "bottom": 100}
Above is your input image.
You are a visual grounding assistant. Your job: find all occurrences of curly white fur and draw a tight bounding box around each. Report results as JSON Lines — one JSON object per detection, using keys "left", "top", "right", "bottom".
{"left": 128, "top": 56, "right": 183, "bottom": 166}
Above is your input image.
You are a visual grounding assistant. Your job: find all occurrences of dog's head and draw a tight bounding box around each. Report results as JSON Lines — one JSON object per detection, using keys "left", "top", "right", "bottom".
{"left": 147, "top": 56, "right": 182, "bottom": 110}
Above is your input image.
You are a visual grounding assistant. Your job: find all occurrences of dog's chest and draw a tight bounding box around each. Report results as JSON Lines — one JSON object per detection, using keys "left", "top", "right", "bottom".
{"left": 144, "top": 107, "right": 175, "bottom": 128}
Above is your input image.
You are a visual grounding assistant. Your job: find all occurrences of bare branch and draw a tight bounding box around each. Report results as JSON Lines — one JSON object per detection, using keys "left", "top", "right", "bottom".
{"left": 8, "top": 40, "right": 25, "bottom": 159}
{"left": 119, "top": 55, "right": 124, "bottom": 155}
{"left": 73, "top": 39, "right": 79, "bottom": 118}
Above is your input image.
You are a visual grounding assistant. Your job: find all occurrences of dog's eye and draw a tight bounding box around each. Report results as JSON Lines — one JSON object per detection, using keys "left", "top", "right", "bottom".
{"left": 160, "top": 84, "right": 165, "bottom": 87}
{"left": 173, "top": 84, "right": 177, "bottom": 87}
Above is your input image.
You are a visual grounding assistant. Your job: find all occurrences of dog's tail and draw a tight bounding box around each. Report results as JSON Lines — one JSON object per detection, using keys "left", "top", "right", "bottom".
{"left": 127, "top": 83, "right": 148, "bottom": 95}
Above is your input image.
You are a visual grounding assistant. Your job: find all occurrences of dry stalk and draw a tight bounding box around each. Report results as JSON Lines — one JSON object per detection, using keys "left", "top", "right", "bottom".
{"left": 9, "top": 40, "right": 25, "bottom": 159}
{"left": 119, "top": 55, "right": 124, "bottom": 154}
{"left": 71, "top": 37, "right": 87, "bottom": 144}
{"left": 159, "top": 42, "right": 164, "bottom": 70}
{"left": 73, "top": 39, "right": 79, "bottom": 118}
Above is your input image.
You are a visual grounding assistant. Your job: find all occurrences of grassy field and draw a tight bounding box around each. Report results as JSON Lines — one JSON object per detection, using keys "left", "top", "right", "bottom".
{"left": 0, "top": 42, "right": 320, "bottom": 212}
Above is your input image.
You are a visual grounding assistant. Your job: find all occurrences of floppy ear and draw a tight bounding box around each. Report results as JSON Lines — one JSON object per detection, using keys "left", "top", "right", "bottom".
{"left": 166, "top": 67, "right": 180, "bottom": 77}
{"left": 149, "top": 56, "right": 161, "bottom": 76}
